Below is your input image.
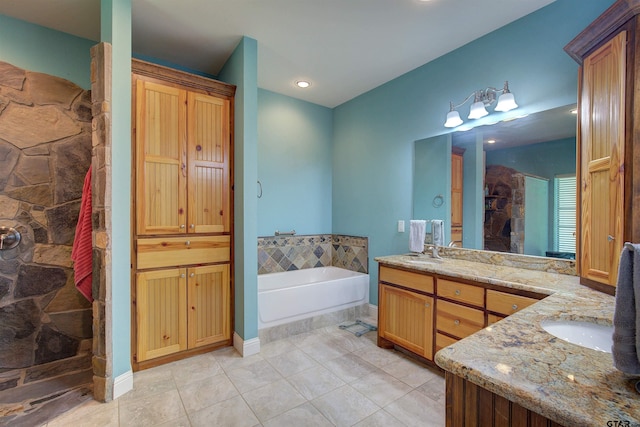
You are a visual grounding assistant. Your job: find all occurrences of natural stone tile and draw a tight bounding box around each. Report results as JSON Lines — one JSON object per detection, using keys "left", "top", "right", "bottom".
{"left": 48, "top": 309, "right": 93, "bottom": 338}
{"left": 119, "top": 388, "right": 186, "bottom": 427}
{"left": 0, "top": 104, "right": 81, "bottom": 148}
{"left": 45, "top": 274, "right": 92, "bottom": 312}
{"left": 0, "top": 195, "right": 20, "bottom": 218}
{"left": 0, "top": 299, "right": 40, "bottom": 369}
{"left": 15, "top": 264, "right": 67, "bottom": 298}
{"left": 53, "top": 135, "right": 91, "bottom": 204}
{"left": 13, "top": 155, "right": 51, "bottom": 185}
{"left": 45, "top": 201, "right": 81, "bottom": 245}
{"left": 5, "top": 183, "right": 52, "bottom": 206}
{"left": 47, "top": 397, "right": 119, "bottom": 427}
{"left": 33, "top": 244, "right": 73, "bottom": 268}
{"left": 0, "top": 61, "right": 26, "bottom": 90}
{"left": 34, "top": 325, "right": 79, "bottom": 365}
{"left": 24, "top": 354, "right": 91, "bottom": 383}
{"left": 27, "top": 71, "right": 82, "bottom": 108}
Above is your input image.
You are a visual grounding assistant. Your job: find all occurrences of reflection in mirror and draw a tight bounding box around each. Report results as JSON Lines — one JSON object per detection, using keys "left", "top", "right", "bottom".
{"left": 413, "top": 104, "right": 577, "bottom": 259}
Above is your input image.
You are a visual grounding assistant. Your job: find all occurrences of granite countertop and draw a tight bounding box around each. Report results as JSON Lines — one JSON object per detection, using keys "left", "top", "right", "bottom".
{"left": 375, "top": 253, "right": 640, "bottom": 427}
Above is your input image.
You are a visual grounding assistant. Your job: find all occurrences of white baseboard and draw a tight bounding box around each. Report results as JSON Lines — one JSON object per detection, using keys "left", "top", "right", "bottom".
{"left": 233, "top": 332, "right": 261, "bottom": 357}
{"left": 113, "top": 370, "right": 133, "bottom": 399}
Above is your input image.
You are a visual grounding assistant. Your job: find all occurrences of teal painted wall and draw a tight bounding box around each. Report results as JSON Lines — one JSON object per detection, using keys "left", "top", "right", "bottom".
{"left": 102, "top": 0, "right": 132, "bottom": 382}
{"left": 218, "top": 37, "right": 259, "bottom": 341}
{"left": 257, "top": 89, "right": 333, "bottom": 236}
{"left": 524, "top": 176, "right": 549, "bottom": 257}
{"left": 462, "top": 136, "right": 485, "bottom": 250}
{"left": 0, "top": 14, "right": 94, "bottom": 88}
{"left": 332, "top": 0, "right": 613, "bottom": 305}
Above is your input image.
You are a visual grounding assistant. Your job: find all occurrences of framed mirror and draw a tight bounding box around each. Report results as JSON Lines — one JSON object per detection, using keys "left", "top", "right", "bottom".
{"left": 413, "top": 104, "right": 577, "bottom": 258}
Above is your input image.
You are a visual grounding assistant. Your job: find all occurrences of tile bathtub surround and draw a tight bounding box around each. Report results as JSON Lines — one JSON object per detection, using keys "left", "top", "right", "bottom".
{"left": 46, "top": 325, "right": 446, "bottom": 427}
{"left": 257, "top": 234, "right": 368, "bottom": 274}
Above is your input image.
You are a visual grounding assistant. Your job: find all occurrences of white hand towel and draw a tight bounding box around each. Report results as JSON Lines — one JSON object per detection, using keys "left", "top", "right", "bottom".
{"left": 432, "top": 220, "right": 445, "bottom": 247}
{"left": 612, "top": 243, "right": 640, "bottom": 375}
{"left": 409, "top": 220, "right": 426, "bottom": 253}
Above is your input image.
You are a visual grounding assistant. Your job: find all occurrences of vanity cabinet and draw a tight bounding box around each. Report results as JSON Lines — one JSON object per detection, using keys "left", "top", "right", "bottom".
{"left": 378, "top": 267, "right": 434, "bottom": 360}
{"left": 565, "top": 0, "right": 640, "bottom": 290}
{"left": 132, "top": 60, "right": 235, "bottom": 369}
{"left": 378, "top": 264, "right": 545, "bottom": 361}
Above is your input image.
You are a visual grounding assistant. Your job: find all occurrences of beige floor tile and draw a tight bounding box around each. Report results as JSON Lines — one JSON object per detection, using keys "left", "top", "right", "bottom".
{"left": 47, "top": 399, "right": 119, "bottom": 427}
{"left": 286, "top": 365, "right": 346, "bottom": 400}
{"left": 321, "top": 353, "right": 380, "bottom": 383}
{"left": 416, "top": 373, "right": 446, "bottom": 404}
{"left": 125, "top": 364, "right": 176, "bottom": 402}
{"left": 242, "top": 378, "right": 306, "bottom": 422}
{"left": 259, "top": 338, "right": 298, "bottom": 359}
{"left": 213, "top": 346, "right": 264, "bottom": 372}
{"left": 353, "top": 409, "right": 408, "bottom": 427}
{"left": 155, "top": 415, "right": 191, "bottom": 426}
{"left": 353, "top": 345, "right": 404, "bottom": 368}
{"left": 381, "top": 356, "right": 440, "bottom": 388}
{"left": 351, "top": 370, "right": 412, "bottom": 407}
{"left": 266, "top": 348, "right": 319, "bottom": 377}
{"left": 178, "top": 372, "right": 239, "bottom": 414}
{"left": 311, "top": 384, "right": 380, "bottom": 427}
{"left": 119, "top": 389, "right": 187, "bottom": 427}
{"left": 189, "top": 395, "right": 259, "bottom": 427}
{"left": 262, "top": 402, "right": 333, "bottom": 427}
{"left": 384, "top": 389, "right": 445, "bottom": 427}
{"left": 226, "top": 359, "right": 283, "bottom": 393}
{"left": 170, "top": 352, "right": 224, "bottom": 388}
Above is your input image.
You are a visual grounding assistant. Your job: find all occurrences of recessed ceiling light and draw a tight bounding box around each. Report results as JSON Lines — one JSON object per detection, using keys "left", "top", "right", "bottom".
{"left": 295, "top": 80, "right": 311, "bottom": 88}
{"left": 487, "top": 139, "right": 496, "bottom": 144}
{"left": 570, "top": 108, "right": 578, "bottom": 114}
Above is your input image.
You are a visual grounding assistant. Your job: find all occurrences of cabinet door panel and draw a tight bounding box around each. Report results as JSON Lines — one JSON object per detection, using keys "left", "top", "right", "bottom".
{"left": 137, "top": 268, "right": 187, "bottom": 361}
{"left": 580, "top": 31, "right": 626, "bottom": 286}
{"left": 136, "top": 80, "right": 187, "bottom": 235}
{"left": 188, "top": 264, "right": 231, "bottom": 348}
{"left": 379, "top": 284, "right": 433, "bottom": 359}
{"left": 187, "top": 93, "right": 230, "bottom": 233}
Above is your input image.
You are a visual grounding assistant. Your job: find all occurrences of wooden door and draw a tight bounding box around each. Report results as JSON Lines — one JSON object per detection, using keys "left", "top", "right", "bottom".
{"left": 379, "top": 284, "right": 433, "bottom": 360}
{"left": 135, "top": 79, "right": 187, "bottom": 235}
{"left": 451, "top": 152, "right": 463, "bottom": 227}
{"left": 580, "top": 31, "right": 626, "bottom": 287}
{"left": 187, "top": 93, "right": 231, "bottom": 234}
{"left": 136, "top": 268, "right": 187, "bottom": 361}
{"left": 187, "top": 264, "right": 231, "bottom": 348}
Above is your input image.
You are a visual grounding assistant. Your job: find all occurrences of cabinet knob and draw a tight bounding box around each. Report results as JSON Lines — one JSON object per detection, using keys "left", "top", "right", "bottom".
{"left": 180, "top": 274, "right": 186, "bottom": 278}
{"left": 455, "top": 289, "right": 461, "bottom": 296}
{"left": 425, "top": 303, "right": 430, "bottom": 308}
{"left": 608, "top": 235, "right": 615, "bottom": 242}
{"left": 512, "top": 304, "right": 518, "bottom": 310}
{"left": 185, "top": 241, "right": 190, "bottom": 246}
{"left": 190, "top": 224, "right": 195, "bottom": 229}
{"left": 190, "top": 273, "right": 195, "bottom": 278}
{"left": 180, "top": 224, "right": 185, "bottom": 229}
{"left": 454, "top": 319, "right": 460, "bottom": 325}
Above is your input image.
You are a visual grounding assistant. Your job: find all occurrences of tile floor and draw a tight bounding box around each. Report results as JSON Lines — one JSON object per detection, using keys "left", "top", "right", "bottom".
{"left": 46, "top": 325, "right": 445, "bottom": 427}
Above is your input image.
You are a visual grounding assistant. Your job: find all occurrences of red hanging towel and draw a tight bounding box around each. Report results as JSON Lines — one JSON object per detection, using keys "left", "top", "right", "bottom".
{"left": 71, "top": 165, "right": 93, "bottom": 302}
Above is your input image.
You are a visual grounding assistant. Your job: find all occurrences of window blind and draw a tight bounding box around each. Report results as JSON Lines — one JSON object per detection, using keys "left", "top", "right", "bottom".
{"left": 554, "top": 175, "right": 576, "bottom": 253}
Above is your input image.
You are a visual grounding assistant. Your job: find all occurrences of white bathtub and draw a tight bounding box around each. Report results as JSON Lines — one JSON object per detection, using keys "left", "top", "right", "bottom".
{"left": 258, "top": 267, "right": 369, "bottom": 329}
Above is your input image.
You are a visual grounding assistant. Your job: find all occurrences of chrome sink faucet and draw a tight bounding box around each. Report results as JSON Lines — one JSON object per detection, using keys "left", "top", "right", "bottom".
{"left": 426, "top": 244, "right": 442, "bottom": 259}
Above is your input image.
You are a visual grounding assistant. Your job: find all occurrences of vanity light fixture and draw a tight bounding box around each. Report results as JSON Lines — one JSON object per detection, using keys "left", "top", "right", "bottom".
{"left": 444, "top": 81, "right": 518, "bottom": 128}
{"left": 295, "top": 80, "right": 311, "bottom": 88}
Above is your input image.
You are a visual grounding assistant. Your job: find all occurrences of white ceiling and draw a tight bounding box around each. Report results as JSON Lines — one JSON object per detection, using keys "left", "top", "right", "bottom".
{"left": 0, "top": 0, "right": 555, "bottom": 108}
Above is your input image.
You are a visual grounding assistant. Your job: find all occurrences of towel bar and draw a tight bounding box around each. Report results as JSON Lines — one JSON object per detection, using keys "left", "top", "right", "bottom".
{"left": 625, "top": 242, "right": 636, "bottom": 251}
{"left": 275, "top": 230, "right": 296, "bottom": 236}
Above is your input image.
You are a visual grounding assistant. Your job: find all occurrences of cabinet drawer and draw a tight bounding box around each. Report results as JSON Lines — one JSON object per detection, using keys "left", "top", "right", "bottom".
{"left": 380, "top": 266, "right": 434, "bottom": 294}
{"left": 437, "top": 279, "right": 484, "bottom": 307}
{"left": 137, "top": 235, "right": 230, "bottom": 269}
{"left": 487, "top": 313, "right": 504, "bottom": 326}
{"left": 486, "top": 290, "right": 538, "bottom": 316}
{"left": 436, "top": 332, "right": 457, "bottom": 352}
{"left": 436, "top": 299, "right": 484, "bottom": 339}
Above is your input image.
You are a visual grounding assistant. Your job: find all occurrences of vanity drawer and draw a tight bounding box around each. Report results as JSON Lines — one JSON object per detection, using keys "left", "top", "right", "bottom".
{"left": 436, "top": 300, "right": 485, "bottom": 339}
{"left": 137, "top": 235, "right": 230, "bottom": 269}
{"left": 379, "top": 266, "right": 434, "bottom": 294}
{"left": 486, "top": 290, "right": 539, "bottom": 316}
{"left": 437, "top": 279, "right": 484, "bottom": 307}
{"left": 436, "top": 332, "right": 458, "bottom": 352}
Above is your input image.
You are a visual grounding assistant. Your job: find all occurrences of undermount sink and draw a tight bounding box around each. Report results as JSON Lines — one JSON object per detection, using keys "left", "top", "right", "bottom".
{"left": 540, "top": 319, "right": 613, "bottom": 353}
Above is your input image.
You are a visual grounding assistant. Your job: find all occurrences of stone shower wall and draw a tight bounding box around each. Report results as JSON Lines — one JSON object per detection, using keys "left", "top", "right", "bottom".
{"left": 484, "top": 165, "right": 525, "bottom": 254}
{"left": 0, "top": 62, "right": 93, "bottom": 396}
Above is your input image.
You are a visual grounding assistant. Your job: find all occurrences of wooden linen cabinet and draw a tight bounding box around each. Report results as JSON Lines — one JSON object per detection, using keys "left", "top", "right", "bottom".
{"left": 131, "top": 59, "right": 235, "bottom": 370}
